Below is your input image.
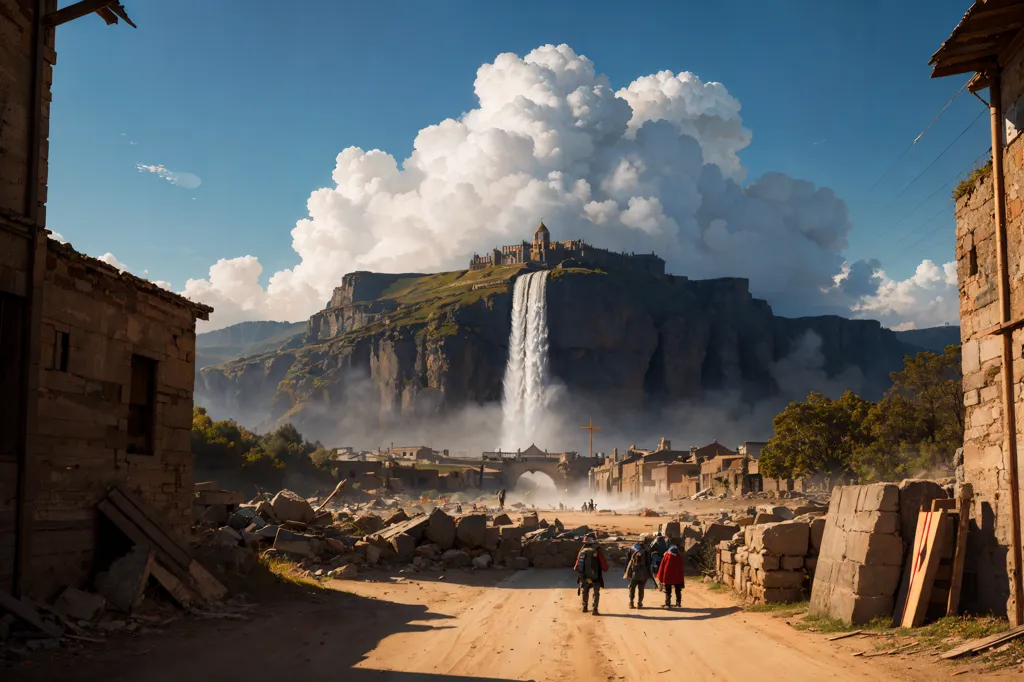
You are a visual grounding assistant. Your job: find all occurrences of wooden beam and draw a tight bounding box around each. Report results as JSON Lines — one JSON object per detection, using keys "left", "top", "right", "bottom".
{"left": 940, "top": 625, "right": 1024, "bottom": 659}
{"left": 990, "top": 70, "right": 1024, "bottom": 627}
{"left": 0, "top": 590, "right": 63, "bottom": 638}
{"left": 43, "top": 0, "right": 114, "bottom": 27}
{"left": 957, "top": 22, "right": 1024, "bottom": 42}
{"left": 947, "top": 485, "right": 974, "bottom": 617}
{"left": 932, "top": 57, "right": 999, "bottom": 79}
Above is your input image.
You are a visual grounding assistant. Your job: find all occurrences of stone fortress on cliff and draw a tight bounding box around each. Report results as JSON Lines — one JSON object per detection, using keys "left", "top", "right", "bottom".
{"left": 469, "top": 222, "right": 666, "bottom": 276}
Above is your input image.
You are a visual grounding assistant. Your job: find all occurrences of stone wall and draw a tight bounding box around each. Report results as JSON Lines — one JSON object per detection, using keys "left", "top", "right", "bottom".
{"left": 25, "top": 240, "right": 210, "bottom": 599}
{"left": 715, "top": 516, "right": 823, "bottom": 604}
{"left": 809, "top": 484, "right": 904, "bottom": 625}
{"left": 954, "top": 47, "right": 1024, "bottom": 616}
{"left": 0, "top": 0, "right": 58, "bottom": 595}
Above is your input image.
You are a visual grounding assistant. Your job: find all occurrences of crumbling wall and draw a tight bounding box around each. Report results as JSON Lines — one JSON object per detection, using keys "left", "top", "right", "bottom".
{"left": 715, "top": 517, "right": 822, "bottom": 604}
{"left": 0, "top": 0, "right": 58, "bottom": 595}
{"left": 954, "top": 73, "right": 1024, "bottom": 614}
{"left": 25, "top": 242, "right": 207, "bottom": 599}
{"left": 809, "top": 484, "right": 904, "bottom": 625}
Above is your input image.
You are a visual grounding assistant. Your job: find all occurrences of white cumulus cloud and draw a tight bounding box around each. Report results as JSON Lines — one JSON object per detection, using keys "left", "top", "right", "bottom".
{"left": 173, "top": 44, "right": 957, "bottom": 332}
{"left": 852, "top": 260, "right": 959, "bottom": 331}
{"left": 136, "top": 163, "right": 202, "bottom": 190}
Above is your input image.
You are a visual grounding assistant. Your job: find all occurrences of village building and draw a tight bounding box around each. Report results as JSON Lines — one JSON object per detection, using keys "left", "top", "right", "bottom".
{"left": 468, "top": 222, "right": 666, "bottom": 276}
{"left": 652, "top": 461, "right": 701, "bottom": 498}
{"left": 386, "top": 445, "right": 442, "bottom": 462}
{"left": 932, "top": 0, "right": 1024, "bottom": 623}
{"left": 0, "top": 1, "right": 209, "bottom": 601}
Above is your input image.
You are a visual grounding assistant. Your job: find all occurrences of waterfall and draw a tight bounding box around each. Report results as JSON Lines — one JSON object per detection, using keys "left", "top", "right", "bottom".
{"left": 501, "top": 271, "right": 550, "bottom": 448}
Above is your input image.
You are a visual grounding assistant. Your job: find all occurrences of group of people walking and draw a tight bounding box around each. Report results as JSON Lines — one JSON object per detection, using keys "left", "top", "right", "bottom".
{"left": 573, "top": 531, "right": 685, "bottom": 615}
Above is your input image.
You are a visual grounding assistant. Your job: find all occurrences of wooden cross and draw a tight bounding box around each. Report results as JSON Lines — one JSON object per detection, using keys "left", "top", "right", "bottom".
{"left": 580, "top": 418, "right": 601, "bottom": 458}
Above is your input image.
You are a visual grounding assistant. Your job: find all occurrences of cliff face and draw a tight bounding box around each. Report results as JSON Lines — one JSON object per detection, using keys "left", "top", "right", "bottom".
{"left": 196, "top": 264, "right": 916, "bottom": 438}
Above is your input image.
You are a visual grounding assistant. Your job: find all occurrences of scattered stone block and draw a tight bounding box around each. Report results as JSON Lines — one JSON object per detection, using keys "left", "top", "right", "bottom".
{"left": 327, "top": 564, "right": 358, "bottom": 580}
{"left": 425, "top": 509, "right": 456, "bottom": 550}
{"left": 492, "top": 513, "right": 513, "bottom": 526}
{"left": 456, "top": 514, "right": 488, "bottom": 549}
{"left": 441, "top": 549, "right": 471, "bottom": 568}
{"left": 472, "top": 554, "right": 492, "bottom": 569}
{"left": 273, "top": 528, "right": 323, "bottom": 557}
{"left": 53, "top": 588, "right": 105, "bottom": 621}
{"left": 520, "top": 512, "right": 539, "bottom": 529}
{"left": 511, "top": 556, "right": 530, "bottom": 570}
{"left": 384, "top": 509, "right": 409, "bottom": 526}
{"left": 391, "top": 533, "right": 417, "bottom": 562}
{"left": 753, "top": 512, "right": 782, "bottom": 524}
{"left": 271, "top": 490, "right": 316, "bottom": 524}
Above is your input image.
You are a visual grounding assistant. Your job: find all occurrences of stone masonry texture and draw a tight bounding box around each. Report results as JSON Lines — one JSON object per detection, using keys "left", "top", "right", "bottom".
{"left": 809, "top": 484, "right": 903, "bottom": 625}
{"left": 954, "top": 47, "right": 1024, "bottom": 618}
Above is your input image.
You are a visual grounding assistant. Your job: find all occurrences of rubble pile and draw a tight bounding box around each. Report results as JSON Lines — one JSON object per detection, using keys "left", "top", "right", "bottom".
{"left": 711, "top": 502, "right": 828, "bottom": 604}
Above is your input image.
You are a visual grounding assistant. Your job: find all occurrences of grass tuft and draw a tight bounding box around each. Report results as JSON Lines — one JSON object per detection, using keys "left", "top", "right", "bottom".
{"left": 746, "top": 600, "right": 809, "bottom": 616}
{"left": 262, "top": 555, "right": 327, "bottom": 591}
{"left": 953, "top": 160, "right": 992, "bottom": 201}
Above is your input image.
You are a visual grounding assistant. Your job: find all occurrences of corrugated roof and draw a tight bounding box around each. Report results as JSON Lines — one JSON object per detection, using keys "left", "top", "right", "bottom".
{"left": 930, "top": 0, "right": 1024, "bottom": 80}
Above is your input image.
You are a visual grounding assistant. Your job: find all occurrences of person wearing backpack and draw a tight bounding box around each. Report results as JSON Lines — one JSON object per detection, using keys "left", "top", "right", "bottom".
{"left": 623, "top": 534, "right": 653, "bottom": 609}
{"left": 574, "top": 535, "right": 608, "bottom": 615}
{"left": 655, "top": 544, "right": 686, "bottom": 609}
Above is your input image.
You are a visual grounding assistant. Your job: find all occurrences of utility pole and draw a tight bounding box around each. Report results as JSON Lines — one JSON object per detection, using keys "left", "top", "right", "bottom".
{"left": 580, "top": 419, "right": 600, "bottom": 459}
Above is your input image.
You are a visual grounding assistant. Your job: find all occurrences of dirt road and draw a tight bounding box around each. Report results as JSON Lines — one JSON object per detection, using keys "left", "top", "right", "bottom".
{"left": 10, "top": 566, "right": 1006, "bottom": 682}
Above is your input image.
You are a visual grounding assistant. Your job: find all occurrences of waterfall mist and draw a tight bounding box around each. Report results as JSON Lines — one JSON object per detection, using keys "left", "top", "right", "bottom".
{"left": 500, "top": 271, "right": 551, "bottom": 449}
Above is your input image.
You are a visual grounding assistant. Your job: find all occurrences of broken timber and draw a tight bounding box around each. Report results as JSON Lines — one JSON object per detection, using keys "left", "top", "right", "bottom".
{"left": 98, "top": 484, "right": 226, "bottom": 605}
{"left": 0, "top": 590, "right": 63, "bottom": 639}
{"left": 899, "top": 505, "right": 949, "bottom": 628}
{"left": 947, "top": 484, "right": 973, "bottom": 617}
{"left": 939, "top": 625, "right": 1024, "bottom": 660}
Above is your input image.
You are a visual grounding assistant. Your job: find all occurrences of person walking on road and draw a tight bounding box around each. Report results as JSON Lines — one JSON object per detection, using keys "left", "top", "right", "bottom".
{"left": 574, "top": 534, "right": 608, "bottom": 615}
{"left": 623, "top": 534, "right": 653, "bottom": 609}
{"left": 655, "top": 544, "right": 686, "bottom": 609}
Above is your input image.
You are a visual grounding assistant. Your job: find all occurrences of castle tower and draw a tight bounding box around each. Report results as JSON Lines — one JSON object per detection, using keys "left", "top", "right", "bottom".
{"left": 532, "top": 221, "right": 550, "bottom": 262}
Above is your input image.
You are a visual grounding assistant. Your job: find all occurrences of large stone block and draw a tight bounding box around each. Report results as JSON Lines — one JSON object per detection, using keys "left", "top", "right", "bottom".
{"left": 809, "top": 517, "right": 826, "bottom": 552}
{"left": 456, "top": 514, "right": 489, "bottom": 549}
{"left": 845, "top": 531, "right": 904, "bottom": 567}
{"left": 270, "top": 489, "right": 315, "bottom": 524}
{"left": 425, "top": 508, "right": 456, "bottom": 549}
{"left": 896, "top": 479, "right": 946, "bottom": 543}
{"left": 849, "top": 511, "right": 899, "bottom": 535}
{"left": 748, "top": 521, "right": 809, "bottom": 557}
{"left": 391, "top": 533, "right": 417, "bottom": 562}
{"left": 760, "top": 569, "right": 805, "bottom": 589}
{"left": 812, "top": 584, "right": 895, "bottom": 625}
{"left": 855, "top": 483, "right": 899, "bottom": 513}
{"left": 748, "top": 551, "right": 780, "bottom": 571}
{"left": 837, "top": 561, "right": 902, "bottom": 598}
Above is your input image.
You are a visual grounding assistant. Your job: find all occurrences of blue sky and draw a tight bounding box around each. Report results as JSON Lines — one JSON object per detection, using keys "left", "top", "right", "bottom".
{"left": 47, "top": 0, "right": 984, "bottom": 325}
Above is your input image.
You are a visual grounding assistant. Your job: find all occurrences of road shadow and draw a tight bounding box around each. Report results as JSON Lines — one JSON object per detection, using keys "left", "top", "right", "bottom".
{"left": 597, "top": 605, "right": 741, "bottom": 621}
{"left": 4, "top": 569, "right": 518, "bottom": 682}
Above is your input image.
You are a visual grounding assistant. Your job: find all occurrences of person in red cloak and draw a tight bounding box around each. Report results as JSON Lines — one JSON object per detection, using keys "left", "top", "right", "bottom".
{"left": 655, "top": 544, "right": 686, "bottom": 608}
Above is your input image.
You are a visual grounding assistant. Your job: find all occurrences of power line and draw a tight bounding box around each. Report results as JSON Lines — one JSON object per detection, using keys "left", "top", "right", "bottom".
{"left": 892, "top": 203, "right": 952, "bottom": 250}
{"left": 865, "top": 78, "right": 971, "bottom": 193}
{"left": 884, "top": 109, "right": 986, "bottom": 210}
{"left": 889, "top": 148, "right": 991, "bottom": 246}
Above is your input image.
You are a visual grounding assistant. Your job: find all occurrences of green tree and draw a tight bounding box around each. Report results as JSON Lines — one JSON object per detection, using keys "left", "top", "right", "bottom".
{"left": 760, "top": 390, "right": 871, "bottom": 482}
{"left": 854, "top": 345, "right": 963, "bottom": 480}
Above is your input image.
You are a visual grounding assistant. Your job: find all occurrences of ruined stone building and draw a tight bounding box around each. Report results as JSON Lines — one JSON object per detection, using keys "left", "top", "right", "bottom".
{"left": 932, "top": 0, "right": 1024, "bottom": 623}
{"left": 469, "top": 222, "right": 666, "bottom": 275}
{"left": 1, "top": 1, "right": 210, "bottom": 600}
